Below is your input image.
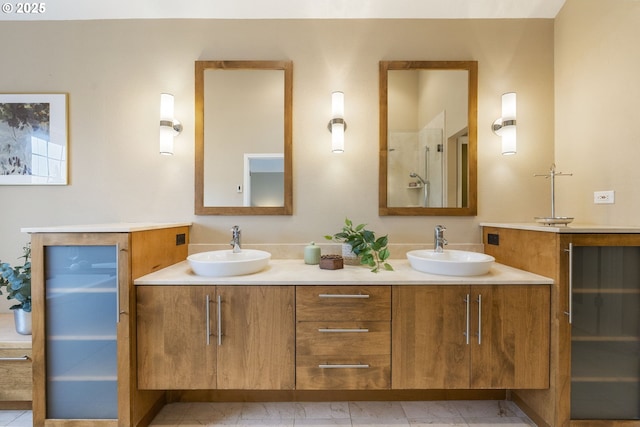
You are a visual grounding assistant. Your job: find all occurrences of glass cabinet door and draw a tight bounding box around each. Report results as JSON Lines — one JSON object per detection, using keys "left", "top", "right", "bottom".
{"left": 571, "top": 246, "right": 640, "bottom": 420}
{"left": 45, "top": 245, "right": 118, "bottom": 419}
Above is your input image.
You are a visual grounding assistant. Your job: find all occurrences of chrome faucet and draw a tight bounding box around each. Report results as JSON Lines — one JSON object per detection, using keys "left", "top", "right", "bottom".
{"left": 230, "top": 225, "right": 241, "bottom": 253}
{"left": 434, "top": 225, "right": 448, "bottom": 253}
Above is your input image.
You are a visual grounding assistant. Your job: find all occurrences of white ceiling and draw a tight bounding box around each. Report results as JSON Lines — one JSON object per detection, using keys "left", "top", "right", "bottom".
{"left": 2, "top": 0, "right": 566, "bottom": 21}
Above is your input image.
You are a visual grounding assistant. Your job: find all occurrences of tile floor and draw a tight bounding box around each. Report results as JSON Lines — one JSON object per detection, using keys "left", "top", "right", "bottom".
{"left": 148, "top": 400, "right": 537, "bottom": 426}
{"left": 0, "top": 400, "right": 536, "bottom": 426}
{"left": 0, "top": 410, "right": 31, "bottom": 427}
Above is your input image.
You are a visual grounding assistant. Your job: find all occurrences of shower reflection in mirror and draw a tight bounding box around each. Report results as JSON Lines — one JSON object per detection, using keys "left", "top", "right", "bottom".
{"left": 386, "top": 68, "right": 469, "bottom": 209}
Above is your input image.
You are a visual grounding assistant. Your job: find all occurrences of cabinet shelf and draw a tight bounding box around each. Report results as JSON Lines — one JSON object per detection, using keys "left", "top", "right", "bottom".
{"left": 49, "top": 335, "right": 117, "bottom": 341}
{"left": 50, "top": 376, "right": 117, "bottom": 382}
{"left": 573, "top": 288, "right": 640, "bottom": 294}
{"left": 572, "top": 335, "right": 640, "bottom": 342}
{"left": 573, "top": 377, "right": 639, "bottom": 383}
{"left": 47, "top": 339, "right": 116, "bottom": 380}
{"left": 572, "top": 341, "right": 639, "bottom": 381}
{"left": 49, "top": 288, "right": 117, "bottom": 294}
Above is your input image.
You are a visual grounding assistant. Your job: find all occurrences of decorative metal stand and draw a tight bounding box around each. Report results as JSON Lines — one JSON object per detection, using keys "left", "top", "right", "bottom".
{"left": 534, "top": 163, "right": 574, "bottom": 225}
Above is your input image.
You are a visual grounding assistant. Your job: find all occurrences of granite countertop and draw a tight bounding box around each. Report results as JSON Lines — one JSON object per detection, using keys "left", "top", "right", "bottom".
{"left": 134, "top": 259, "right": 553, "bottom": 286}
{"left": 21, "top": 222, "right": 191, "bottom": 233}
{"left": 0, "top": 314, "right": 32, "bottom": 348}
{"left": 481, "top": 222, "right": 640, "bottom": 233}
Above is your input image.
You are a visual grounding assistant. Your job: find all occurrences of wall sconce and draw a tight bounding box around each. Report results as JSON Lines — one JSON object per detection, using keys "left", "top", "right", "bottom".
{"left": 492, "top": 92, "right": 517, "bottom": 155}
{"left": 159, "top": 93, "right": 183, "bottom": 155}
{"left": 327, "top": 91, "right": 346, "bottom": 153}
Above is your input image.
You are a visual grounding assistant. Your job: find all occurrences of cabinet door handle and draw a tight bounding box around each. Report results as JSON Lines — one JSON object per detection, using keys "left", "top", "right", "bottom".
{"left": 0, "top": 355, "right": 29, "bottom": 361}
{"left": 318, "top": 294, "right": 370, "bottom": 299}
{"left": 464, "top": 294, "right": 470, "bottom": 345}
{"left": 476, "top": 294, "right": 482, "bottom": 345}
{"left": 318, "top": 364, "right": 370, "bottom": 369}
{"left": 318, "top": 328, "right": 369, "bottom": 333}
{"left": 217, "top": 294, "right": 223, "bottom": 346}
{"left": 564, "top": 243, "right": 573, "bottom": 324}
{"left": 206, "top": 294, "right": 211, "bottom": 346}
{"left": 116, "top": 244, "right": 121, "bottom": 324}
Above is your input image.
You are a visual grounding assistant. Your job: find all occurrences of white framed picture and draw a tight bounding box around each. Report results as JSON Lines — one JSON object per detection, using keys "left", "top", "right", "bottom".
{"left": 0, "top": 93, "right": 68, "bottom": 185}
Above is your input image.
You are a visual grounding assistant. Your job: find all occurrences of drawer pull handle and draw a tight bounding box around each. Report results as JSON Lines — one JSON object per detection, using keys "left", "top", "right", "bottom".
{"left": 318, "top": 294, "right": 370, "bottom": 299}
{"left": 0, "top": 355, "right": 30, "bottom": 361}
{"left": 318, "top": 364, "right": 370, "bottom": 369}
{"left": 318, "top": 328, "right": 369, "bottom": 333}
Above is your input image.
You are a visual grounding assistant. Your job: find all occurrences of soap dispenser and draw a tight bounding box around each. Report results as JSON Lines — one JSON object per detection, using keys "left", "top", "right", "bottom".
{"left": 304, "top": 242, "right": 321, "bottom": 265}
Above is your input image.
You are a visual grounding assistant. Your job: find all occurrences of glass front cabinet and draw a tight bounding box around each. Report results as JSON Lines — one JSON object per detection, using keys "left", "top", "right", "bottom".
{"left": 482, "top": 226, "right": 640, "bottom": 427}
{"left": 568, "top": 240, "right": 640, "bottom": 422}
{"left": 29, "top": 225, "right": 189, "bottom": 427}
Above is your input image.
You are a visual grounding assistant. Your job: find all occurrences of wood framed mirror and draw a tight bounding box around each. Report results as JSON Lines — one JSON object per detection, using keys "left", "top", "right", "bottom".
{"left": 379, "top": 61, "right": 478, "bottom": 216}
{"left": 195, "top": 60, "right": 293, "bottom": 215}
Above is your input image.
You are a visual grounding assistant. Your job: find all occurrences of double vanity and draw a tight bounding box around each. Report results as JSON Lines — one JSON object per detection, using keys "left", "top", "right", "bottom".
{"left": 135, "top": 246, "right": 551, "bottom": 396}
{"left": 23, "top": 222, "right": 640, "bottom": 427}
{"left": 126, "top": 225, "right": 551, "bottom": 426}
{"left": 23, "top": 222, "right": 551, "bottom": 427}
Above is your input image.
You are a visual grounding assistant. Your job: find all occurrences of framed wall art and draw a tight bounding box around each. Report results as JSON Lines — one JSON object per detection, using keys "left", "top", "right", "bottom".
{"left": 0, "top": 93, "right": 68, "bottom": 185}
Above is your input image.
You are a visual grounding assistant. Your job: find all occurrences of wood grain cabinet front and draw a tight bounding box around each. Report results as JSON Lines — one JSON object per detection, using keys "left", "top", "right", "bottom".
{"left": 0, "top": 348, "right": 32, "bottom": 403}
{"left": 295, "top": 286, "right": 391, "bottom": 390}
{"left": 137, "top": 285, "right": 295, "bottom": 391}
{"left": 392, "top": 285, "right": 550, "bottom": 390}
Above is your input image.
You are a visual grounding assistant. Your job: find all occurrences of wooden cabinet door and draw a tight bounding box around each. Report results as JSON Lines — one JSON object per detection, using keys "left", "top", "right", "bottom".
{"left": 217, "top": 286, "right": 295, "bottom": 390}
{"left": 137, "top": 285, "right": 217, "bottom": 390}
{"left": 392, "top": 286, "right": 470, "bottom": 389}
{"left": 470, "top": 285, "right": 550, "bottom": 389}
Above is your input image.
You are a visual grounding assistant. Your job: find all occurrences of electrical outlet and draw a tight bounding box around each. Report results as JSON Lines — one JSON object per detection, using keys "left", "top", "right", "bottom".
{"left": 594, "top": 190, "right": 614, "bottom": 204}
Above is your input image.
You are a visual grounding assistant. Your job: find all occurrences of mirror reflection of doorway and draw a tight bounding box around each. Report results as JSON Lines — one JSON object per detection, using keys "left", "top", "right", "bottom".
{"left": 243, "top": 153, "right": 284, "bottom": 207}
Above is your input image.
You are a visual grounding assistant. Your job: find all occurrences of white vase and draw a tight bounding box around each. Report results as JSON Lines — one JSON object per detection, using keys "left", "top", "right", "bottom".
{"left": 13, "top": 308, "right": 32, "bottom": 335}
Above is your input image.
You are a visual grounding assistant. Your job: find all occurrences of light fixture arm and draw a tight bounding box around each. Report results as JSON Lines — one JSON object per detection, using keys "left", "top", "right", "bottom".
{"left": 492, "top": 118, "right": 516, "bottom": 133}
{"left": 327, "top": 117, "right": 347, "bottom": 132}
{"left": 160, "top": 119, "right": 183, "bottom": 134}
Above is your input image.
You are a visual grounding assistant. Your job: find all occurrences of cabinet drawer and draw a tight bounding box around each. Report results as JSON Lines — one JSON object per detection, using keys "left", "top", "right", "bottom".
{"left": 296, "top": 286, "right": 391, "bottom": 321}
{"left": 296, "top": 354, "right": 390, "bottom": 390}
{"left": 296, "top": 321, "right": 390, "bottom": 357}
{"left": 0, "top": 349, "right": 32, "bottom": 401}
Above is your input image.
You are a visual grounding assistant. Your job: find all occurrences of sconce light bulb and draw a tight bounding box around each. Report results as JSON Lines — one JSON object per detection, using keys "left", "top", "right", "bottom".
{"left": 331, "top": 91, "right": 344, "bottom": 118}
{"left": 502, "top": 92, "right": 516, "bottom": 120}
{"left": 160, "top": 93, "right": 175, "bottom": 121}
{"left": 159, "top": 127, "right": 174, "bottom": 155}
{"left": 331, "top": 122, "right": 345, "bottom": 153}
{"left": 501, "top": 125, "right": 516, "bottom": 155}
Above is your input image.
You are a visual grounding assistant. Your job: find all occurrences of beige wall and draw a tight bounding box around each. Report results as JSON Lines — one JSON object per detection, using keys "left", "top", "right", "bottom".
{"left": 0, "top": 19, "right": 555, "bottom": 310}
{"left": 555, "top": 0, "right": 640, "bottom": 225}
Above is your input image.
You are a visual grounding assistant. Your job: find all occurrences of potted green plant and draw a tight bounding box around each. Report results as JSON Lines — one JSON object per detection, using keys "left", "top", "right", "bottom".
{"left": 325, "top": 218, "right": 393, "bottom": 273}
{"left": 0, "top": 243, "right": 32, "bottom": 335}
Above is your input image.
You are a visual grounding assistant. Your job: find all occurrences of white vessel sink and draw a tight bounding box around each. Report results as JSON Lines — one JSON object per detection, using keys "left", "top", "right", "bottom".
{"left": 406, "top": 249, "right": 495, "bottom": 276}
{"left": 187, "top": 249, "right": 271, "bottom": 277}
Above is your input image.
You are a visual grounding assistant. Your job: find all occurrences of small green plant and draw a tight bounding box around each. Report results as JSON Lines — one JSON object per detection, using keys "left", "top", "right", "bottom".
{"left": 325, "top": 218, "right": 393, "bottom": 273}
{"left": 0, "top": 243, "right": 31, "bottom": 312}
